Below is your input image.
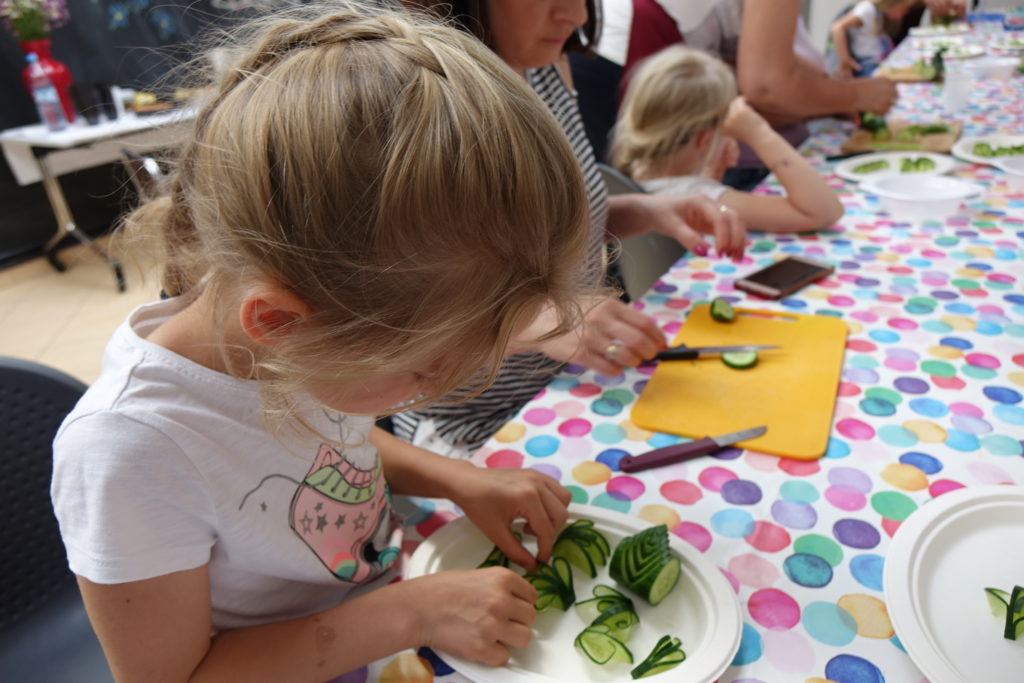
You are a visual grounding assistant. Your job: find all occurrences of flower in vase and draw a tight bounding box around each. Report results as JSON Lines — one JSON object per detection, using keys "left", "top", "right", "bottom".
{"left": 1, "top": 0, "right": 69, "bottom": 42}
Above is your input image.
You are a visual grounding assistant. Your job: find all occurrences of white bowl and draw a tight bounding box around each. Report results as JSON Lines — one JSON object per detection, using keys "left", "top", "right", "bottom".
{"left": 860, "top": 175, "right": 985, "bottom": 217}
{"left": 996, "top": 156, "right": 1024, "bottom": 191}
{"left": 964, "top": 55, "right": 1019, "bottom": 79}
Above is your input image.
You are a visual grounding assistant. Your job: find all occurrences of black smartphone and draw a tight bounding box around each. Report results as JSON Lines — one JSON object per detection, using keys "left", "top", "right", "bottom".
{"left": 734, "top": 256, "right": 834, "bottom": 299}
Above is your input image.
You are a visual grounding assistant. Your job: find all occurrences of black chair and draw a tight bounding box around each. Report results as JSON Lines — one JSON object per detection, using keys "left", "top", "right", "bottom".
{"left": 0, "top": 357, "right": 113, "bottom": 682}
{"left": 597, "top": 163, "right": 688, "bottom": 301}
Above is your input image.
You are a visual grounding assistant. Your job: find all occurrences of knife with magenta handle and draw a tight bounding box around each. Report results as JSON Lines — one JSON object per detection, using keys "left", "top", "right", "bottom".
{"left": 654, "top": 344, "right": 779, "bottom": 361}
{"left": 618, "top": 425, "right": 768, "bottom": 473}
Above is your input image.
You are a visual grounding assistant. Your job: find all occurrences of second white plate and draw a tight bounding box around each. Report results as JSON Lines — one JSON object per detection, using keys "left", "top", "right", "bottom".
{"left": 884, "top": 486, "right": 1024, "bottom": 683}
{"left": 952, "top": 134, "right": 1024, "bottom": 166}
{"left": 834, "top": 151, "right": 956, "bottom": 182}
{"left": 405, "top": 504, "right": 742, "bottom": 683}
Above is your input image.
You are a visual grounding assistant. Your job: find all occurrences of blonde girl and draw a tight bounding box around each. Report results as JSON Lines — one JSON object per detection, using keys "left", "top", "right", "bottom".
{"left": 613, "top": 45, "right": 843, "bottom": 233}
{"left": 51, "top": 4, "right": 596, "bottom": 680}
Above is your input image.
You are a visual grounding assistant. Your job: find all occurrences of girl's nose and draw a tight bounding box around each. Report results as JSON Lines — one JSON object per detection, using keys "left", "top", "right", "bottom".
{"left": 553, "top": 0, "right": 588, "bottom": 28}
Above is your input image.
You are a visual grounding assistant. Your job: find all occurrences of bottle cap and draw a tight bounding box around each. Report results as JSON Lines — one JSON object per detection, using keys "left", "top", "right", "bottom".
{"left": 26, "top": 53, "right": 38, "bottom": 63}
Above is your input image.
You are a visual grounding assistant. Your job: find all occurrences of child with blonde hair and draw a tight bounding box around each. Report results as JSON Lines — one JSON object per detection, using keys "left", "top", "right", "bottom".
{"left": 830, "top": 0, "right": 918, "bottom": 78}
{"left": 612, "top": 45, "right": 843, "bottom": 234}
{"left": 51, "top": 3, "right": 595, "bottom": 679}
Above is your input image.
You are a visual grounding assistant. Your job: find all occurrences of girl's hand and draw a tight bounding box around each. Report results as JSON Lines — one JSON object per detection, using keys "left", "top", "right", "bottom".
{"left": 448, "top": 466, "right": 572, "bottom": 570}
{"left": 838, "top": 55, "right": 861, "bottom": 80}
{"left": 408, "top": 567, "right": 537, "bottom": 666}
{"left": 535, "top": 297, "right": 666, "bottom": 376}
{"left": 721, "top": 96, "right": 771, "bottom": 145}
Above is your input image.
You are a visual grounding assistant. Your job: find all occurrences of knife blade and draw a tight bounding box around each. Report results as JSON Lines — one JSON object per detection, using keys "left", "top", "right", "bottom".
{"left": 654, "top": 344, "right": 780, "bottom": 361}
{"left": 618, "top": 425, "right": 768, "bottom": 473}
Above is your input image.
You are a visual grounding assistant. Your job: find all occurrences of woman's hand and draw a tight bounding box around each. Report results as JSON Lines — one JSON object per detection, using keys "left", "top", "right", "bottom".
{"left": 608, "top": 192, "right": 746, "bottom": 260}
{"left": 644, "top": 193, "right": 747, "bottom": 260}
{"left": 408, "top": 567, "right": 537, "bottom": 666}
{"left": 447, "top": 466, "right": 572, "bottom": 570}
{"left": 534, "top": 297, "right": 667, "bottom": 376}
{"left": 854, "top": 76, "right": 898, "bottom": 115}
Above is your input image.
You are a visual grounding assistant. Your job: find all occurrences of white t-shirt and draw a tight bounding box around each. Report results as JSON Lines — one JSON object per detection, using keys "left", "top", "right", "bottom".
{"left": 641, "top": 174, "right": 730, "bottom": 201}
{"left": 51, "top": 298, "right": 403, "bottom": 630}
{"left": 848, "top": 1, "right": 888, "bottom": 64}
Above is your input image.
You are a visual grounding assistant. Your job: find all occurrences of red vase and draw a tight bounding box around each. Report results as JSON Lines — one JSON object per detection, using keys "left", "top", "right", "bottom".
{"left": 20, "top": 39, "right": 76, "bottom": 124}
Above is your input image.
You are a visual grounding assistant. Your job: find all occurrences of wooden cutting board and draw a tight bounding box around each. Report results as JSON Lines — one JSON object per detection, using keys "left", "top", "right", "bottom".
{"left": 841, "top": 120, "right": 963, "bottom": 154}
{"left": 631, "top": 305, "right": 848, "bottom": 460}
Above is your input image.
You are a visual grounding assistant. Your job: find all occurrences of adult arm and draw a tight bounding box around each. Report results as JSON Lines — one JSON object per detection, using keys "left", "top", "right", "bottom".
{"left": 736, "top": 0, "right": 897, "bottom": 119}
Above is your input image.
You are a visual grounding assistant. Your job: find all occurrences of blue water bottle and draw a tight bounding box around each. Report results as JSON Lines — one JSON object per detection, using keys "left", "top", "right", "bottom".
{"left": 26, "top": 53, "right": 68, "bottom": 132}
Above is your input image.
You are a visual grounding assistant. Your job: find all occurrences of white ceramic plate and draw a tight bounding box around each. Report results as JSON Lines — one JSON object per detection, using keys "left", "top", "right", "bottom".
{"left": 884, "top": 486, "right": 1024, "bottom": 683}
{"left": 952, "top": 134, "right": 1024, "bottom": 166}
{"left": 405, "top": 504, "right": 742, "bottom": 683}
{"left": 909, "top": 23, "right": 971, "bottom": 37}
{"left": 834, "top": 151, "right": 956, "bottom": 182}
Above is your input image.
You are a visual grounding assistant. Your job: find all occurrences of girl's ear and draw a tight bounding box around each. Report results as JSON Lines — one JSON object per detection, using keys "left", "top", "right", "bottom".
{"left": 694, "top": 127, "right": 717, "bottom": 153}
{"left": 240, "top": 287, "right": 311, "bottom": 346}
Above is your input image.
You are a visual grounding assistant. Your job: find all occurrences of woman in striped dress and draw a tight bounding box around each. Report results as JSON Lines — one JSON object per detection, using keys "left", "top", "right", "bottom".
{"left": 395, "top": 0, "right": 748, "bottom": 458}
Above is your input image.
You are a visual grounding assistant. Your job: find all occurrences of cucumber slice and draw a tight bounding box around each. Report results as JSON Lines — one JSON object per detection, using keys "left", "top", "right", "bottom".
{"left": 593, "top": 585, "right": 629, "bottom": 600}
{"left": 984, "top": 586, "right": 1024, "bottom": 639}
{"left": 592, "top": 603, "right": 640, "bottom": 642}
{"left": 553, "top": 520, "right": 611, "bottom": 577}
{"left": 477, "top": 532, "right": 521, "bottom": 569}
{"left": 575, "top": 627, "right": 633, "bottom": 665}
{"left": 630, "top": 635, "right": 686, "bottom": 679}
{"left": 609, "top": 525, "right": 682, "bottom": 606}
{"left": 722, "top": 350, "right": 758, "bottom": 370}
{"left": 524, "top": 559, "right": 575, "bottom": 612}
{"left": 709, "top": 297, "right": 736, "bottom": 323}
{"left": 986, "top": 587, "right": 1010, "bottom": 617}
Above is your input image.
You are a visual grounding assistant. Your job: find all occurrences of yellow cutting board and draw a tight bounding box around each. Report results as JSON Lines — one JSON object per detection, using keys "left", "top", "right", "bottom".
{"left": 631, "top": 304, "right": 849, "bottom": 460}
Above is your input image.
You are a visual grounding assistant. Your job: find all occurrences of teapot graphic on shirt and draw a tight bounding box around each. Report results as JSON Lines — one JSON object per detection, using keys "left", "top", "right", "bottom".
{"left": 289, "top": 443, "right": 402, "bottom": 582}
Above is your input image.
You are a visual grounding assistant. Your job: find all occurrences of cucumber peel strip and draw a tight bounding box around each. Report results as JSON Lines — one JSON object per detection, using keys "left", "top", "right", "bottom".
{"left": 631, "top": 635, "right": 686, "bottom": 679}
{"left": 985, "top": 585, "right": 1024, "bottom": 640}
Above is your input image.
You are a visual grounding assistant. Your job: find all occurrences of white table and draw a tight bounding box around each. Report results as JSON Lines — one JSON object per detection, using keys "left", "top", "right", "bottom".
{"left": 0, "top": 109, "right": 193, "bottom": 290}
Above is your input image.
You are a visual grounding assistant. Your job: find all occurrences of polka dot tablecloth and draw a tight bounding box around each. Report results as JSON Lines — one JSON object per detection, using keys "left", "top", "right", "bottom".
{"left": 345, "top": 31, "right": 1023, "bottom": 683}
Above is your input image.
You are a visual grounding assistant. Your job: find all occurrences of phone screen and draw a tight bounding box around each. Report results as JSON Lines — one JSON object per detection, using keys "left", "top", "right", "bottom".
{"left": 736, "top": 257, "right": 833, "bottom": 297}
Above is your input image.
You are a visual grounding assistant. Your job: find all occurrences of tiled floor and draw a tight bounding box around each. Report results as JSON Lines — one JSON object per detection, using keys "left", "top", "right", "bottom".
{"left": 0, "top": 241, "right": 158, "bottom": 384}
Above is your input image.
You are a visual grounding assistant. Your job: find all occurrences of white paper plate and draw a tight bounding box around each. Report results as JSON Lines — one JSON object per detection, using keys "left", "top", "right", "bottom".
{"left": 992, "top": 36, "right": 1024, "bottom": 52}
{"left": 884, "top": 486, "right": 1024, "bottom": 683}
{"left": 405, "top": 504, "right": 742, "bottom": 682}
{"left": 943, "top": 45, "right": 986, "bottom": 59}
{"left": 909, "top": 23, "right": 971, "bottom": 37}
{"left": 834, "top": 151, "right": 956, "bottom": 182}
{"left": 912, "top": 35, "right": 967, "bottom": 50}
{"left": 952, "top": 134, "right": 1024, "bottom": 166}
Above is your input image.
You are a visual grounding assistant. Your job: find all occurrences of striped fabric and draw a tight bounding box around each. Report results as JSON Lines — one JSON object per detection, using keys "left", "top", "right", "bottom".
{"left": 392, "top": 64, "right": 609, "bottom": 452}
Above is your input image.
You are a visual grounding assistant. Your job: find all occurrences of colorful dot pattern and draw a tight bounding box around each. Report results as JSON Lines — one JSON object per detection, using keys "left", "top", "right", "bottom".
{"left": 360, "top": 34, "right": 1023, "bottom": 683}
